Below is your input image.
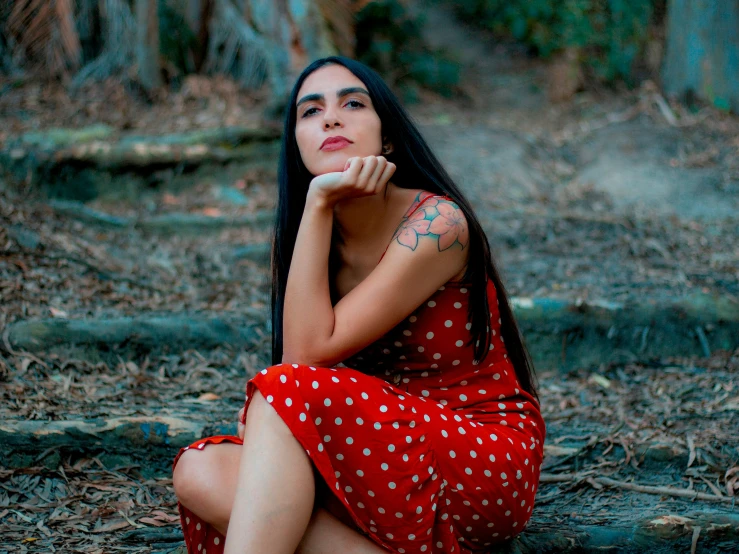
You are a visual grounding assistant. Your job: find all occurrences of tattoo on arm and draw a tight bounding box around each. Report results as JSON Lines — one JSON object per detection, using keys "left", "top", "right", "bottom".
{"left": 391, "top": 194, "right": 469, "bottom": 252}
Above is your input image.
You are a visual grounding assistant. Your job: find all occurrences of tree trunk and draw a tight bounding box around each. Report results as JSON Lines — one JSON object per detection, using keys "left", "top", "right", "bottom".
{"left": 662, "top": 0, "right": 739, "bottom": 112}
{"left": 135, "top": 0, "right": 163, "bottom": 91}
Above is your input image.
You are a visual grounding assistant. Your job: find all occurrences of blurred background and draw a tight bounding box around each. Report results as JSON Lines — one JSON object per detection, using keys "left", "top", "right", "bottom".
{"left": 0, "top": 1, "right": 738, "bottom": 552}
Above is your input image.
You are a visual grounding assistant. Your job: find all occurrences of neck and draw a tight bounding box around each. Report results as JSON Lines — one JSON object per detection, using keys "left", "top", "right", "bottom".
{"left": 333, "top": 182, "right": 397, "bottom": 247}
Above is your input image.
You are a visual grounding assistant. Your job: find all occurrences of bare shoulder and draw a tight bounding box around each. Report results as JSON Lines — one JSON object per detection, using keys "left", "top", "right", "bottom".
{"left": 390, "top": 193, "right": 469, "bottom": 253}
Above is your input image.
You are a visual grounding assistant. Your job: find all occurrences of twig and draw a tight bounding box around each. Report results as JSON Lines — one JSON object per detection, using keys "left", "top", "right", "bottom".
{"left": 691, "top": 526, "right": 701, "bottom": 554}
{"left": 694, "top": 326, "right": 712, "bottom": 358}
{"left": 652, "top": 93, "right": 679, "bottom": 126}
{"left": 540, "top": 473, "right": 737, "bottom": 504}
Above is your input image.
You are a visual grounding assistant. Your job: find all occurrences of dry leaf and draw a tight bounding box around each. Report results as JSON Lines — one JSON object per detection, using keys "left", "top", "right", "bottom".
{"left": 49, "top": 307, "right": 68, "bottom": 318}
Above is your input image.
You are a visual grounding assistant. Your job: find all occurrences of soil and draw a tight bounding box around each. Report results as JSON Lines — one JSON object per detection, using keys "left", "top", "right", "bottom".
{"left": 1, "top": 2, "right": 738, "bottom": 552}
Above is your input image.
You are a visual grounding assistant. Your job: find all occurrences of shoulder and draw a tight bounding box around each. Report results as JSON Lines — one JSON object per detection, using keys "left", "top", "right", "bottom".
{"left": 391, "top": 192, "right": 469, "bottom": 253}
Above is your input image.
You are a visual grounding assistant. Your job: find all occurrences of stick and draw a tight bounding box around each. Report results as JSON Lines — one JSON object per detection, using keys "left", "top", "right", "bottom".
{"left": 540, "top": 473, "right": 737, "bottom": 504}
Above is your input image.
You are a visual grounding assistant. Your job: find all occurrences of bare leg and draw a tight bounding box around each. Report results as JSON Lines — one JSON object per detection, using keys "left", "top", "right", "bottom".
{"left": 296, "top": 508, "right": 388, "bottom": 554}
{"left": 173, "top": 424, "right": 387, "bottom": 552}
{"left": 224, "top": 388, "right": 315, "bottom": 554}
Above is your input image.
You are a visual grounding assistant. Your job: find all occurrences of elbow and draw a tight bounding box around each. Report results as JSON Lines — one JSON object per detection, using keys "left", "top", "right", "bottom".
{"left": 281, "top": 347, "right": 337, "bottom": 368}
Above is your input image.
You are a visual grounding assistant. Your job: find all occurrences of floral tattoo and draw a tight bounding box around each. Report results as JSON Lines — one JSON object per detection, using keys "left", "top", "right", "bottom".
{"left": 391, "top": 193, "right": 469, "bottom": 251}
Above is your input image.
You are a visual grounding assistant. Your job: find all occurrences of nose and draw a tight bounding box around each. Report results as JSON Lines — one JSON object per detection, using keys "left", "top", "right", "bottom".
{"left": 323, "top": 107, "right": 342, "bottom": 129}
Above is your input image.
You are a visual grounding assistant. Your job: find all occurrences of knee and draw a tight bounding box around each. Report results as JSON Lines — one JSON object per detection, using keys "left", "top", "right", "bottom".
{"left": 173, "top": 449, "right": 210, "bottom": 510}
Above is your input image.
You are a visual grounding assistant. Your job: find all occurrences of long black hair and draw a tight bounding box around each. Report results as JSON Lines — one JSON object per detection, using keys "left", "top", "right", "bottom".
{"left": 270, "top": 56, "right": 538, "bottom": 400}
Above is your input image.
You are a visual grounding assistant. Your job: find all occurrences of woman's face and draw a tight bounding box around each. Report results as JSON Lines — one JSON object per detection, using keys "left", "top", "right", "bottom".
{"left": 294, "top": 64, "right": 384, "bottom": 176}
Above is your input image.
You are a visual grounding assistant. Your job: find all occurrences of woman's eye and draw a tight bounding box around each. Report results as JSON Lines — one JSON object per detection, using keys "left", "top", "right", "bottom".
{"left": 301, "top": 100, "right": 364, "bottom": 118}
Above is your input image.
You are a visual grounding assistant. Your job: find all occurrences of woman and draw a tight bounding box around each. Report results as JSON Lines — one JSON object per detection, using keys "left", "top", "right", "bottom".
{"left": 172, "top": 56, "right": 545, "bottom": 554}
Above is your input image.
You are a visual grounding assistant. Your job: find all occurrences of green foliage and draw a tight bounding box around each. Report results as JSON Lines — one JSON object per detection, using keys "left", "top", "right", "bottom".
{"left": 454, "top": 0, "right": 655, "bottom": 83}
{"left": 355, "top": 0, "right": 460, "bottom": 100}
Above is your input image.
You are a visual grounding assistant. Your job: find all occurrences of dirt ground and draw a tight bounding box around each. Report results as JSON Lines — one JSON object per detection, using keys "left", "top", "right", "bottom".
{"left": 1, "top": 3, "right": 738, "bottom": 553}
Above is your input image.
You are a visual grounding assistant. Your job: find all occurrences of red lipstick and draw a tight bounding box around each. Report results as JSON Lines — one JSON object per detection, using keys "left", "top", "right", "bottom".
{"left": 320, "top": 136, "right": 353, "bottom": 151}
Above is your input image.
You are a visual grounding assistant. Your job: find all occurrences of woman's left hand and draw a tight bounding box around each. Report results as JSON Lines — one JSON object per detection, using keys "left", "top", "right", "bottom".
{"left": 307, "top": 155, "right": 396, "bottom": 209}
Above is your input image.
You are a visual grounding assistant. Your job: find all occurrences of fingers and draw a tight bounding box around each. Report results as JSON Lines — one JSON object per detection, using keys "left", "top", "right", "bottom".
{"left": 357, "top": 156, "right": 380, "bottom": 190}
{"left": 342, "top": 156, "right": 364, "bottom": 183}
{"left": 378, "top": 159, "right": 396, "bottom": 188}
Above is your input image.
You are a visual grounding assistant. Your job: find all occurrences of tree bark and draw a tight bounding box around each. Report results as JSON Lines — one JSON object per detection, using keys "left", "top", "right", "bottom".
{"left": 135, "top": 0, "right": 163, "bottom": 91}
{"left": 662, "top": 0, "right": 739, "bottom": 112}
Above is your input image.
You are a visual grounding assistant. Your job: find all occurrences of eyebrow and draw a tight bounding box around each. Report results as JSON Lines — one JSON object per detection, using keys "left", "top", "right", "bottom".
{"left": 296, "top": 87, "right": 370, "bottom": 108}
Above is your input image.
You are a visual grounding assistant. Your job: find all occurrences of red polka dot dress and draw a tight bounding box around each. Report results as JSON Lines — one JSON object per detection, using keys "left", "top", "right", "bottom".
{"left": 173, "top": 198, "right": 546, "bottom": 554}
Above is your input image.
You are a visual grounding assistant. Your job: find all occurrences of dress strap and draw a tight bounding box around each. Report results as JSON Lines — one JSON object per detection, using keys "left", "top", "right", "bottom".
{"left": 378, "top": 193, "right": 453, "bottom": 263}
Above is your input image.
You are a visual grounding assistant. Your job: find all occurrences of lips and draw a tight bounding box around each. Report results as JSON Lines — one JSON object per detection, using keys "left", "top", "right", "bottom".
{"left": 320, "top": 136, "right": 353, "bottom": 151}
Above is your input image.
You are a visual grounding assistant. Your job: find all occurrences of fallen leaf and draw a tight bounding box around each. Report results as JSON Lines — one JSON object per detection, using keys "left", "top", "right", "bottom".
{"left": 201, "top": 207, "right": 222, "bottom": 217}
{"left": 49, "top": 307, "right": 68, "bottom": 318}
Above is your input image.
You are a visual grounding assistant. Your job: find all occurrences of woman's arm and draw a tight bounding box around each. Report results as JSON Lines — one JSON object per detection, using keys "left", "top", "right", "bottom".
{"left": 282, "top": 188, "right": 469, "bottom": 367}
{"left": 281, "top": 193, "right": 336, "bottom": 362}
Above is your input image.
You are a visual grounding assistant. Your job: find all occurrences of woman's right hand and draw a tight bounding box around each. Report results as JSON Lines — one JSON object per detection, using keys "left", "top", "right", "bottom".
{"left": 307, "top": 155, "right": 396, "bottom": 209}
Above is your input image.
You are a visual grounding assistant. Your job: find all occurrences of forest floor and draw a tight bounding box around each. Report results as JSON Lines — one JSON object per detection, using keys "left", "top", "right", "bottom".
{"left": 1, "top": 2, "right": 738, "bottom": 553}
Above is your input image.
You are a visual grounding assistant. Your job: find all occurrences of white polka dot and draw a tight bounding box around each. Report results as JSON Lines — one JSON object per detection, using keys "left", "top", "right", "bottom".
{"left": 428, "top": 301, "right": 436, "bottom": 307}
{"left": 346, "top": 397, "right": 353, "bottom": 405}
{"left": 460, "top": 288, "right": 467, "bottom": 293}
{"left": 493, "top": 373, "right": 500, "bottom": 380}
{"left": 410, "top": 316, "right": 417, "bottom": 322}
{"left": 403, "top": 330, "right": 412, "bottom": 336}
{"left": 214, "top": 537, "right": 220, "bottom": 545}
{"left": 421, "top": 390, "right": 429, "bottom": 397}
{"left": 455, "top": 340, "right": 464, "bottom": 347}
{"left": 361, "top": 392, "right": 369, "bottom": 400}
{"left": 380, "top": 405, "right": 388, "bottom": 412}
{"left": 394, "top": 341, "right": 403, "bottom": 347}
{"left": 324, "top": 398, "right": 331, "bottom": 406}
{"left": 266, "top": 395, "right": 273, "bottom": 403}
{"left": 363, "top": 448, "right": 371, "bottom": 456}
{"left": 418, "top": 346, "right": 425, "bottom": 352}
{"left": 381, "top": 463, "right": 389, "bottom": 470}
{"left": 389, "top": 482, "right": 396, "bottom": 489}
{"left": 452, "top": 360, "right": 460, "bottom": 365}
{"left": 356, "top": 417, "right": 364, "bottom": 425}
{"left": 374, "top": 422, "right": 381, "bottom": 430}
{"left": 465, "top": 322, "right": 472, "bottom": 330}
{"left": 312, "top": 381, "right": 319, "bottom": 389}
{"left": 444, "top": 320, "right": 453, "bottom": 327}
{"left": 280, "top": 375, "right": 287, "bottom": 383}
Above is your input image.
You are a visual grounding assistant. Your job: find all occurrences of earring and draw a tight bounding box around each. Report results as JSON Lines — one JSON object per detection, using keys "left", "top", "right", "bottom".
{"left": 382, "top": 143, "right": 393, "bottom": 155}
